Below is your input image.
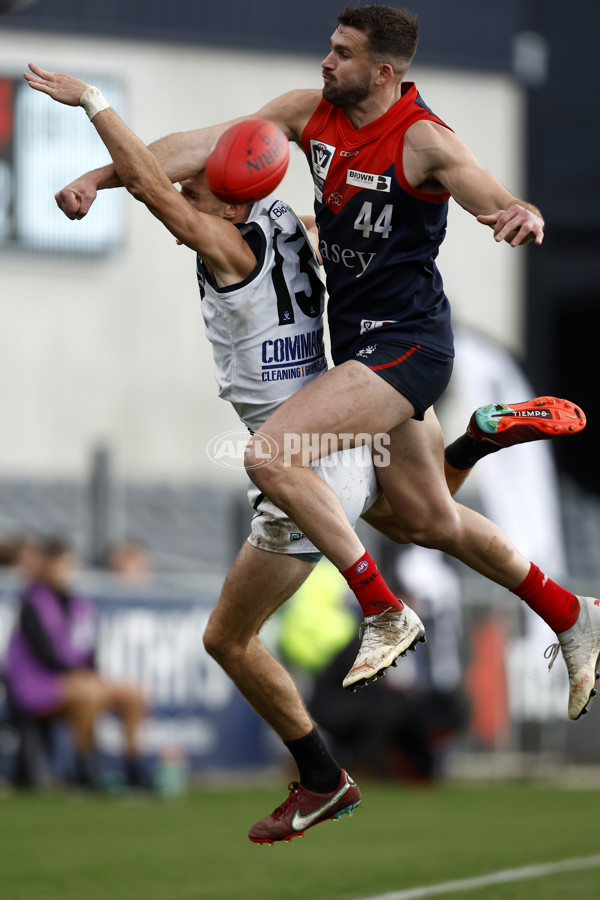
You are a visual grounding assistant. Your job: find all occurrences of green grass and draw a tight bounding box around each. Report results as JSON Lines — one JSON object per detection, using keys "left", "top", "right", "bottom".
{"left": 1, "top": 779, "right": 599, "bottom": 900}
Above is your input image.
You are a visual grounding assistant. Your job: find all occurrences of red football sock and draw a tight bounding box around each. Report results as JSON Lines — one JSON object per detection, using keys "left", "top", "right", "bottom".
{"left": 341, "top": 550, "right": 403, "bottom": 617}
{"left": 511, "top": 562, "right": 580, "bottom": 633}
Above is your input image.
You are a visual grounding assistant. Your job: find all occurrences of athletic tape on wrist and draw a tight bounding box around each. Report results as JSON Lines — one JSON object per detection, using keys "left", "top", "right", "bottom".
{"left": 79, "top": 85, "right": 109, "bottom": 121}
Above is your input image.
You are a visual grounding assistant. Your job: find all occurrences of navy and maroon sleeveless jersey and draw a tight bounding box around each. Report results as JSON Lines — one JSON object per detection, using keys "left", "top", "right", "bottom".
{"left": 301, "top": 82, "right": 455, "bottom": 364}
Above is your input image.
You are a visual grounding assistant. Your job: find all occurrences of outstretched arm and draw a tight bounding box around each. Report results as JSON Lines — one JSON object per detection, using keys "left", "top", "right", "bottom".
{"left": 405, "top": 119, "right": 544, "bottom": 247}
{"left": 24, "top": 64, "right": 256, "bottom": 282}
{"left": 53, "top": 81, "right": 321, "bottom": 221}
{"left": 55, "top": 119, "right": 252, "bottom": 221}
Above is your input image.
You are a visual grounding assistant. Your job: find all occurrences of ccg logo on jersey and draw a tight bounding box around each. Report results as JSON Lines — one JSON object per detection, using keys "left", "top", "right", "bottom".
{"left": 346, "top": 170, "right": 391, "bottom": 192}
{"left": 310, "top": 139, "right": 336, "bottom": 202}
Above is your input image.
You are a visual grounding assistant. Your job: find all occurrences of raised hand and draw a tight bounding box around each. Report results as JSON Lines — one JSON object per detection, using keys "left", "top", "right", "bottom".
{"left": 23, "top": 62, "right": 89, "bottom": 106}
{"left": 55, "top": 174, "right": 99, "bottom": 220}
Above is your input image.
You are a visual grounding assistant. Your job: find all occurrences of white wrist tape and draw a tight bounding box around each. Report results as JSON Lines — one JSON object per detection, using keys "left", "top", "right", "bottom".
{"left": 79, "top": 85, "right": 109, "bottom": 121}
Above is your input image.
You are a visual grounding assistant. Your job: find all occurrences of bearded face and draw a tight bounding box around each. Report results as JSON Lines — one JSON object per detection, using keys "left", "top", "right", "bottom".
{"left": 322, "top": 68, "right": 373, "bottom": 108}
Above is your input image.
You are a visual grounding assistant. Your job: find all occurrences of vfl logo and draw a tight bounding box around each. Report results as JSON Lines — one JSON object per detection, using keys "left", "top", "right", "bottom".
{"left": 310, "top": 139, "right": 336, "bottom": 202}
{"left": 360, "top": 318, "right": 398, "bottom": 335}
{"left": 346, "top": 170, "right": 391, "bottom": 192}
{"left": 310, "top": 140, "right": 336, "bottom": 178}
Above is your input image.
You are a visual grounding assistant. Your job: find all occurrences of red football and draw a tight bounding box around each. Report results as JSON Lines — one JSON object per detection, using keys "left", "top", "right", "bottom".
{"left": 205, "top": 118, "right": 290, "bottom": 203}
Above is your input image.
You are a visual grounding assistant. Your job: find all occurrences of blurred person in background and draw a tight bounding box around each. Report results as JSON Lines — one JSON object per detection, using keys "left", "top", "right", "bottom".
{"left": 0, "top": 533, "right": 42, "bottom": 578}
{"left": 3, "top": 537, "right": 148, "bottom": 789}
{"left": 107, "top": 538, "right": 154, "bottom": 585}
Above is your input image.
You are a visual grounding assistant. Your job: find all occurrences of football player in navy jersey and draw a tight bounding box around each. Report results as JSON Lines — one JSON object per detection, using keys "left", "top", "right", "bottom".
{"left": 38, "top": 4, "right": 594, "bottom": 837}
{"left": 235, "top": 7, "right": 597, "bottom": 732}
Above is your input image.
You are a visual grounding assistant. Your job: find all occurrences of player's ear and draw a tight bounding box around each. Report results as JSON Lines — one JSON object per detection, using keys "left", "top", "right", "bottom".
{"left": 223, "top": 203, "right": 242, "bottom": 220}
{"left": 375, "top": 62, "right": 396, "bottom": 86}
{"left": 225, "top": 201, "right": 251, "bottom": 222}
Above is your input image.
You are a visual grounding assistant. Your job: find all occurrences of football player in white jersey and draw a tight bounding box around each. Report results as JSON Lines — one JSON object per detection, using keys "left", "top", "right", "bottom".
{"left": 29, "top": 64, "right": 586, "bottom": 844}
{"left": 24, "top": 64, "right": 413, "bottom": 840}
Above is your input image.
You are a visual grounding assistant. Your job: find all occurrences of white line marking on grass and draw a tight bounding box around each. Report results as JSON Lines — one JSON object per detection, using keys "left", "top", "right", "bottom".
{"left": 357, "top": 853, "right": 600, "bottom": 900}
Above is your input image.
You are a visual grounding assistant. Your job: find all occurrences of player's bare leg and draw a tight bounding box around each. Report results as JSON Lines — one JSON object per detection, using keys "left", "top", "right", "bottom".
{"left": 246, "top": 362, "right": 427, "bottom": 688}
{"left": 375, "top": 408, "right": 599, "bottom": 718}
{"left": 249, "top": 375, "right": 576, "bottom": 587}
{"left": 363, "top": 463, "right": 471, "bottom": 538}
{"left": 204, "top": 541, "right": 362, "bottom": 843}
{"left": 246, "top": 360, "right": 411, "bottom": 570}
{"left": 203, "top": 542, "right": 317, "bottom": 740}
{"left": 444, "top": 459, "right": 471, "bottom": 495}
{"left": 374, "top": 409, "right": 531, "bottom": 585}
{"left": 248, "top": 368, "right": 596, "bottom": 715}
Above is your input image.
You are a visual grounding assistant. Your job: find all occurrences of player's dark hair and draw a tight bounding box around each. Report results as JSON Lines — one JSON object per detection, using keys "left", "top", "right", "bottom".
{"left": 337, "top": 4, "right": 419, "bottom": 68}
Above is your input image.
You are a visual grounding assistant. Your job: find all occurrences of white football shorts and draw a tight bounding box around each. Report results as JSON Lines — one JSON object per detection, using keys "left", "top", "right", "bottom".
{"left": 247, "top": 444, "right": 380, "bottom": 559}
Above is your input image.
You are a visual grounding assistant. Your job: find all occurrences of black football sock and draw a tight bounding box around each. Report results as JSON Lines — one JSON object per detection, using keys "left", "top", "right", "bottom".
{"left": 444, "top": 433, "right": 501, "bottom": 470}
{"left": 284, "top": 728, "right": 342, "bottom": 793}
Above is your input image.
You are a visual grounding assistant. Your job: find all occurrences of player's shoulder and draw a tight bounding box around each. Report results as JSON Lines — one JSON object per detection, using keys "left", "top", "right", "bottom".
{"left": 403, "top": 117, "right": 471, "bottom": 184}
{"left": 255, "top": 90, "right": 322, "bottom": 142}
{"left": 270, "top": 88, "right": 321, "bottom": 110}
{"left": 404, "top": 117, "right": 454, "bottom": 151}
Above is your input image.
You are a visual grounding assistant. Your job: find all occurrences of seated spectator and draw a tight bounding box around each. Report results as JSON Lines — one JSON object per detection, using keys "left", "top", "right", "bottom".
{"left": 3, "top": 537, "right": 148, "bottom": 789}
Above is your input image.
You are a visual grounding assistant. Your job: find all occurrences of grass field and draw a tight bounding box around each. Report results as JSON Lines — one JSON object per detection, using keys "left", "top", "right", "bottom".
{"left": 1, "top": 778, "right": 599, "bottom": 900}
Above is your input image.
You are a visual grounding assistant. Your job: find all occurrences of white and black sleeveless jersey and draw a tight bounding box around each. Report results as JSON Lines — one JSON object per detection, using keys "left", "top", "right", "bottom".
{"left": 197, "top": 196, "right": 327, "bottom": 433}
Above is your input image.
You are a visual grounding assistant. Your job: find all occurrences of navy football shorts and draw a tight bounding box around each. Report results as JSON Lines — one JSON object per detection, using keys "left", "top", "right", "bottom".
{"left": 351, "top": 340, "right": 454, "bottom": 420}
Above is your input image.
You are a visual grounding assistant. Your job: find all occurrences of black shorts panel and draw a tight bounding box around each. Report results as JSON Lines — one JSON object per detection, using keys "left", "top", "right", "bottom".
{"left": 353, "top": 341, "right": 454, "bottom": 420}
